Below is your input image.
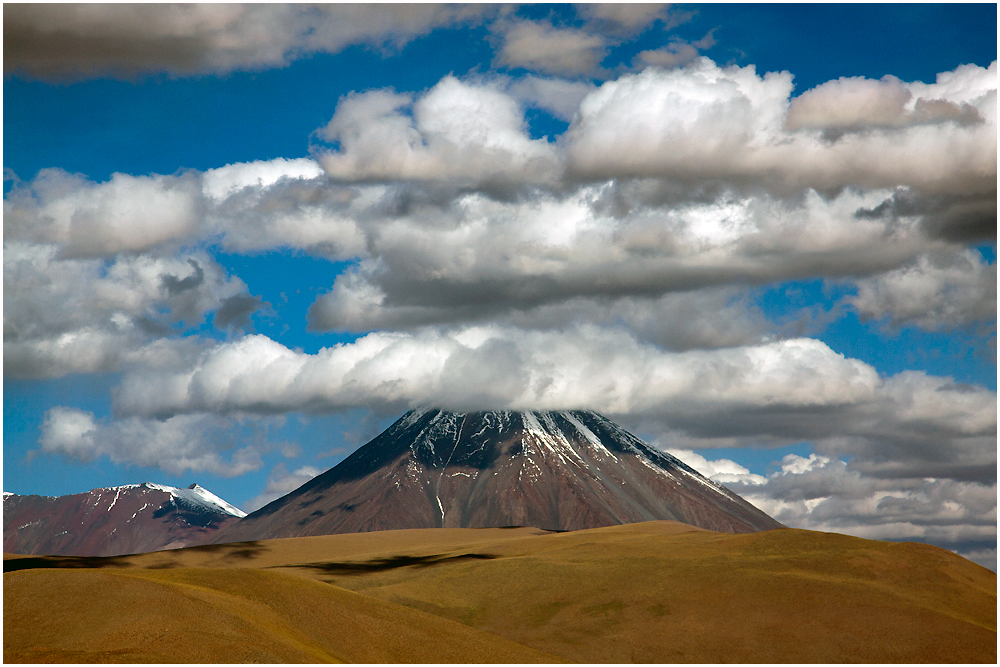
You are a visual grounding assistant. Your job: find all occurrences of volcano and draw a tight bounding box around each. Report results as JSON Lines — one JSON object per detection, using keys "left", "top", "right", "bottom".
{"left": 3, "top": 482, "right": 245, "bottom": 557}
{"left": 214, "top": 409, "right": 781, "bottom": 544}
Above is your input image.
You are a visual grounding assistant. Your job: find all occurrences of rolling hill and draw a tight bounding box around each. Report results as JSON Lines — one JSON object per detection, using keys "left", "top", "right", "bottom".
{"left": 5, "top": 521, "right": 995, "bottom": 663}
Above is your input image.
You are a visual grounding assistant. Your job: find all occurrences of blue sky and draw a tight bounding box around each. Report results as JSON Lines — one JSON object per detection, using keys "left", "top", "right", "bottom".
{"left": 3, "top": 4, "right": 996, "bottom": 568}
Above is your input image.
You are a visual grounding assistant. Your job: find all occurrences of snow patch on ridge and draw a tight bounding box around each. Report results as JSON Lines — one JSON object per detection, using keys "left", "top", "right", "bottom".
{"left": 143, "top": 482, "right": 246, "bottom": 517}
{"left": 107, "top": 488, "right": 122, "bottom": 511}
{"left": 178, "top": 484, "right": 247, "bottom": 518}
{"left": 521, "top": 411, "right": 586, "bottom": 468}
{"left": 577, "top": 411, "right": 732, "bottom": 498}
{"left": 635, "top": 453, "right": 677, "bottom": 480}
{"left": 130, "top": 502, "right": 152, "bottom": 520}
{"left": 561, "top": 411, "right": 618, "bottom": 462}
{"left": 398, "top": 408, "right": 432, "bottom": 431}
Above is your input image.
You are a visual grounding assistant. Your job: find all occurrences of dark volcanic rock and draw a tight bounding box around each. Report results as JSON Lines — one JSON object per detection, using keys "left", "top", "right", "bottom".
{"left": 214, "top": 409, "right": 782, "bottom": 543}
{"left": 3, "top": 483, "right": 245, "bottom": 557}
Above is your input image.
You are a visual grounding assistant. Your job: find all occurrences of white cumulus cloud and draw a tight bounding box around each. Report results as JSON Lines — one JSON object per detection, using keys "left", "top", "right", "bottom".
{"left": 3, "top": 244, "right": 253, "bottom": 378}
{"left": 850, "top": 248, "right": 996, "bottom": 331}
{"left": 101, "top": 326, "right": 994, "bottom": 488}
{"left": 109, "top": 328, "right": 884, "bottom": 418}
{"left": 38, "top": 407, "right": 270, "bottom": 477}
{"left": 663, "top": 448, "right": 767, "bottom": 485}
{"left": 564, "top": 59, "right": 996, "bottom": 198}
{"left": 315, "top": 77, "right": 561, "bottom": 187}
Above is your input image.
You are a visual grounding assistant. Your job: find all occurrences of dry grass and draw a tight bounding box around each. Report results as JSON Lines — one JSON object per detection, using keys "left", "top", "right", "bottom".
{"left": 4, "top": 557, "right": 560, "bottom": 663}
{"left": 5, "top": 521, "right": 996, "bottom": 663}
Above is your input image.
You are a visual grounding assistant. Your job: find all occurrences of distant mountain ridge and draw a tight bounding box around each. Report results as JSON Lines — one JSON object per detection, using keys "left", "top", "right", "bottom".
{"left": 5, "top": 410, "right": 783, "bottom": 555}
{"left": 3, "top": 482, "right": 244, "bottom": 557}
{"left": 212, "top": 409, "right": 782, "bottom": 544}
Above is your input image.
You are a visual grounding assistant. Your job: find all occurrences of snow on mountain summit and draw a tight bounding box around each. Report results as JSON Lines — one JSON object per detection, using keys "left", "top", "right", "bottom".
{"left": 213, "top": 408, "right": 782, "bottom": 544}
{"left": 143, "top": 482, "right": 247, "bottom": 518}
{"left": 3, "top": 481, "right": 245, "bottom": 557}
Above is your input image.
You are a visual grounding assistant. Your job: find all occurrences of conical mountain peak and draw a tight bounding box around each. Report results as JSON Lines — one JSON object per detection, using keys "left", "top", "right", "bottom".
{"left": 213, "top": 408, "right": 781, "bottom": 544}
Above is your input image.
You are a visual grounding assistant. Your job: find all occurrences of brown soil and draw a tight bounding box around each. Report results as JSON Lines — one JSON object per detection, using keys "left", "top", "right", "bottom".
{"left": 5, "top": 521, "right": 996, "bottom": 663}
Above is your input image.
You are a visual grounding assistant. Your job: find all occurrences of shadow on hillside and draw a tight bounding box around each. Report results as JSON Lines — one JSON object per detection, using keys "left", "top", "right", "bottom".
{"left": 4, "top": 541, "right": 271, "bottom": 573}
{"left": 141, "top": 541, "right": 270, "bottom": 569}
{"left": 486, "top": 525, "right": 570, "bottom": 532}
{"left": 285, "top": 552, "right": 499, "bottom": 575}
{"left": 3, "top": 555, "right": 133, "bottom": 573}
{"left": 182, "top": 540, "right": 269, "bottom": 559}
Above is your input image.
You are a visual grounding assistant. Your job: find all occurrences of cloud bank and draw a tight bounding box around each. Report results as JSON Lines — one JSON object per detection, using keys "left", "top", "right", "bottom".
{"left": 673, "top": 449, "right": 997, "bottom": 570}
{"left": 91, "top": 327, "right": 993, "bottom": 485}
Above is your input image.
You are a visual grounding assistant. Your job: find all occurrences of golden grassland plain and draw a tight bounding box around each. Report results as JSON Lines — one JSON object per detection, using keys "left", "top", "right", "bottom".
{"left": 4, "top": 521, "right": 996, "bottom": 663}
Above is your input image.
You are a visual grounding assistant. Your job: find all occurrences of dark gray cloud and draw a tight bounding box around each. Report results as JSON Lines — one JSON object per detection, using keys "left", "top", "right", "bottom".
{"left": 855, "top": 189, "right": 997, "bottom": 243}
{"left": 4, "top": 4, "right": 491, "bottom": 80}
{"left": 653, "top": 372, "right": 997, "bottom": 486}
{"left": 214, "top": 294, "right": 269, "bottom": 331}
{"left": 160, "top": 259, "right": 205, "bottom": 296}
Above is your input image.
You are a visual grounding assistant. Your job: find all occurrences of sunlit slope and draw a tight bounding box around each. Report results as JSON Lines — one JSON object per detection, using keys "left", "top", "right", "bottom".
{"left": 300, "top": 522, "right": 995, "bottom": 663}
{"left": 3, "top": 558, "right": 560, "bottom": 663}
{"left": 5, "top": 521, "right": 995, "bottom": 663}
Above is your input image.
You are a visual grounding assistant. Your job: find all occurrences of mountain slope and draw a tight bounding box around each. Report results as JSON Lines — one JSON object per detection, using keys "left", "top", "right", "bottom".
{"left": 214, "top": 409, "right": 781, "bottom": 543}
{"left": 3, "top": 483, "right": 244, "bottom": 557}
